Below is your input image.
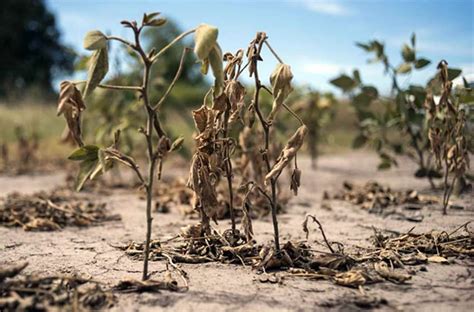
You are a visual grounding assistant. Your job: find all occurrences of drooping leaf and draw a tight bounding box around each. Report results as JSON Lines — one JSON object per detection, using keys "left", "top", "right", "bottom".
{"left": 84, "top": 47, "right": 109, "bottom": 97}
{"left": 194, "top": 24, "right": 218, "bottom": 60}
{"left": 83, "top": 30, "right": 107, "bottom": 50}
{"left": 75, "top": 158, "right": 99, "bottom": 191}
{"left": 208, "top": 44, "right": 224, "bottom": 96}
{"left": 401, "top": 44, "right": 415, "bottom": 62}
{"left": 414, "top": 58, "right": 431, "bottom": 69}
{"left": 268, "top": 63, "right": 293, "bottom": 121}
{"left": 330, "top": 75, "right": 356, "bottom": 92}
{"left": 397, "top": 63, "right": 412, "bottom": 74}
{"left": 68, "top": 145, "right": 99, "bottom": 161}
{"left": 170, "top": 137, "right": 184, "bottom": 152}
{"left": 57, "top": 81, "right": 86, "bottom": 147}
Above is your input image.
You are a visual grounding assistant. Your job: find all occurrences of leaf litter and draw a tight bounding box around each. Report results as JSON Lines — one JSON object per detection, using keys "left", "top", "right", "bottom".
{"left": 0, "top": 262, "right": 114, "bottom": 311}
{"left": 0, "top": 187, "right": 120, "bottom": 231}
{"left": 117, "top": 213, "right": 473, "bottom": 290}
{"left": 328, "top": 180, "right": 439, "bottom": 222}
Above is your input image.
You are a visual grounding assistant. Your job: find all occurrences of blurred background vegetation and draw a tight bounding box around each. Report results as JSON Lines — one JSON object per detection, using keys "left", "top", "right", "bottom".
{"left": 0, "top": 0, "right": 357, "bottom": 165}
{"left": 1, "top": 0, "right": 471, "bottom": 175}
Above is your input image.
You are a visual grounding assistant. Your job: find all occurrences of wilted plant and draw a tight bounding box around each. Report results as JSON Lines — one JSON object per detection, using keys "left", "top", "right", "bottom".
{"left": 186, "top": 32, "right": 306, "bottom": 252}
{"left": 245, "top": 32, "right": 307, "bottom": 251}
{"left": 427, "top": 61, "right": 470, "bottom": 214}
{"left": 58, "top": 12, "right": 215, "bottom": 280}
{"left": 330, "top": 34, "right": 462, "bottom": 187}
{"left": 294, "top": 91, "right": 336, "bottom": 169}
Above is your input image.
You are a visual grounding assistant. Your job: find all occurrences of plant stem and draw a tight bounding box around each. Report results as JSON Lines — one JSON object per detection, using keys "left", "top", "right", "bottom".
{"left": 151, "top": 29, "right": 196, "bottom": 63}
{"left": 251, "top": 36, "right": 280, "bottom": 252}
{"left": 223, "top": 104, "right": 236, "bottom": 237}
{"left": 132, "top": 26, "right": 159, "bottom": 281}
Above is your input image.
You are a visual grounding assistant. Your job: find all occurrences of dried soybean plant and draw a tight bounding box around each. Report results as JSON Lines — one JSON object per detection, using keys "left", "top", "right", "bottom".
{"left": 246, "top": 32, "right": 307, "bottom": 251}
{"left": 186, "top": 32, "right": 306, "bottom": 252}
{"left": 57, "top": 12, "right": 215, "bottom": 280}
{"left": 186, "top": 24, "right": 237, "bottom": 238}
{"left": 427, "top": 61, "right": 470, "bottom": 214}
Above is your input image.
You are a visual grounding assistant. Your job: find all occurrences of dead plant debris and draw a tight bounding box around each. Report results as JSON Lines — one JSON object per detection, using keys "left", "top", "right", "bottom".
{"left": 118, "top": 219, "right": 473, "bottom": 289}
{"left": 0, "top": 262, "right": 114, "bottom": 311}
{"left": 329, "top": 181, "right": 439, "bottom": 221}
{"left": 0, "top": 187, "right": 120, "bottom": 231}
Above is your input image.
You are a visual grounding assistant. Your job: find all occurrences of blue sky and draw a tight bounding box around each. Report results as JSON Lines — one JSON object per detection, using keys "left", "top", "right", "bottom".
{"left": 46, "top": 0, "right": 473, "bottom": 93}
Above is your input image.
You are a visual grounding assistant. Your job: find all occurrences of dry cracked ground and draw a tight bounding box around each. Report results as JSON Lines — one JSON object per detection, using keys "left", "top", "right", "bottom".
{"left": 1, "top": 151, "right": 473, "bottom": 311}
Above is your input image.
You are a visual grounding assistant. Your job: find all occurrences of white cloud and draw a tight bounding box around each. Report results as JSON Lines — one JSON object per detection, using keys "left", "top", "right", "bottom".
{"left": 296, "top": 0, "right": 354, "bottom": 16}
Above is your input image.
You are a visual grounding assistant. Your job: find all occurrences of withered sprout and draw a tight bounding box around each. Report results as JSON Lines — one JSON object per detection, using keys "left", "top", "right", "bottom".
{"left": 58, "top": 12, "right": 216, "bottom": 280}
{"left": 427, "top": 60, "right": 470, "bottom": 214}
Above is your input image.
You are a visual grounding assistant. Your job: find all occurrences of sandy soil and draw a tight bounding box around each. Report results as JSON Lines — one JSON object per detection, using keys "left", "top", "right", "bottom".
{"left": 1, "top": 151, "right": 473, "bottom": 311}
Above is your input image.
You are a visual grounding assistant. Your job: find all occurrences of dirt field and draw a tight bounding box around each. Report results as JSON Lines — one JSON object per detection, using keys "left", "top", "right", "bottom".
{"left": 1, "top": 151, "right": 473, "bottom": 311}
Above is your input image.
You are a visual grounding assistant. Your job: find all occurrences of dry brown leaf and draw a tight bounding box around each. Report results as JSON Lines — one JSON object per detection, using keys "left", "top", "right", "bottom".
{"left": 265, "top": 125, "right": 308, "bottom": 182}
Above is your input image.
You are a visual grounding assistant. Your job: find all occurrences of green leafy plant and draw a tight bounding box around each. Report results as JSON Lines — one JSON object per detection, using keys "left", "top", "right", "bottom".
{"left": 330, "top": 34, "right": 461, "bottom": 187}
{"left": 58, "top": 12, "right": 213, "bottom": 280}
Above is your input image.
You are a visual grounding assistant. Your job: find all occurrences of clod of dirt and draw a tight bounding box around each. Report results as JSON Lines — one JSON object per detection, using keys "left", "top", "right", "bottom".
{"left": 0, "top": 187, "right": 121, "bottom": 231}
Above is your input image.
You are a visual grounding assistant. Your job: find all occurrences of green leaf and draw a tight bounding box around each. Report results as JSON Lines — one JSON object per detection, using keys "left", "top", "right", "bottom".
{"left": 414, "top": 58, "right": 431, "bottom": 69}
{"left": 143, "top": 12, "right": 160, "bottom": 24}
{"left": 83, "top": 30, "right": 107, "bottom": 51}
{"left": 75, "top": 159, "right": 99, "bottom": 191}
{"left": 170, "top": 137, "right": 184, "bottom": 152}
{"left": 352, "top": 134, "right": 367, "bottom": 149}
{"left": 68, "top": 145, "right": 99, "bottom": 161}
{"left": 355, "top": 42, "right": 371, "bottom": 51}
{"left": 353, "top": 69, "right": 361, "bottom": 85}
{"left": 447, "top": 68, "right": 462, "bottom": 81}
{"left": 353, "top": 92, "right": 372, "bottom": 107}
{"left": 362, "top": 86, "right": 379, "bottom": 98}
{"left": 402, "top": 44, "right": 415, "bottom": 62}
{"left": 330, "top": 75, "right": 356, "bottom": 92}
{"left": 84, "top": 47, "right": 109, "bottom": 97}
{"left": 411, "top": 33, "right": 416, "bottom": 48}
{"left": 397, "top": 63, "right": 412, "bottom": 74}
{"left": 146, "top": 18, "right": 167, "bottom": 27}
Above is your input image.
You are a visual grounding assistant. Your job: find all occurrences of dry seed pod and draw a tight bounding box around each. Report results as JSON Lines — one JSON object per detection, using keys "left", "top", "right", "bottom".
{"left": 57, "top": 81, "right": 86, "bottom": 147}
{"left": 194, "top": 24, "right": 218, "bottom": 60}
{"left": 290, "top": 168, "right": 301, "bottom": 195}
{"left": 268, "top": 63, "right": 293, "bottom": 121}
{"left": 265, "top": 125, "right": 308, "bottom": 182}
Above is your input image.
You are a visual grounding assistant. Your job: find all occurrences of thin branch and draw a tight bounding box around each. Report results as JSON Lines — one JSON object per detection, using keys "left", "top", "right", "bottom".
{"left": 303, "top": 215, "right": 335, "bottom": 254}
{"left": 151, "top": 28, "right": 196, "bottom": 63}
{"left": 153, "top": 47, "right": 190, "bottom": 110}
{"left": 283, "top": 103, "right": 305, "bottom": 126}
{"left": 73, "top": 81, "right": 142, "bottom": 92}
{"left": 106, "top": 36, "right": 136, "bottom": 50}
{"left": 264, "top": 40, "right": 284, "bottom": 64}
